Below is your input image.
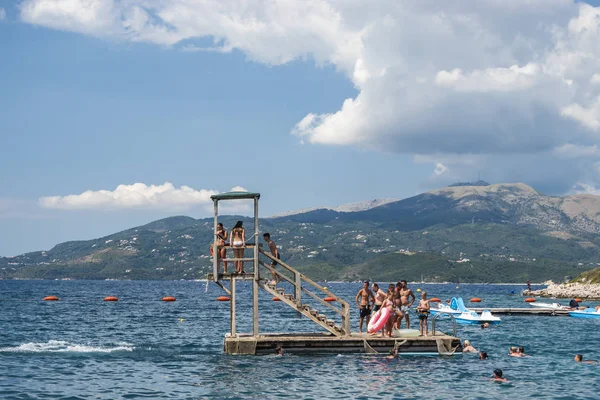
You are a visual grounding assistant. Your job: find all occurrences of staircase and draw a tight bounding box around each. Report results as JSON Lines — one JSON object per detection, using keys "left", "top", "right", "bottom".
{"left": 258, "top": 249, "right": 351, "bottom": 336}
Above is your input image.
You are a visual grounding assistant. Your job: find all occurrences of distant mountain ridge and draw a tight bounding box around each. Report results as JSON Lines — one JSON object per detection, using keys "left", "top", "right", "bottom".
{"left": 2, "top": 182, "right": 600, "bottom": 282}
{"left": 269, "top": 198, "right": 400, "bottom": 218}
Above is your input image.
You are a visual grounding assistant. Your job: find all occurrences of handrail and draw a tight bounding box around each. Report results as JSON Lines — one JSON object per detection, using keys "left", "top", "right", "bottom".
{"left": 431, "top": 312, "right": 457, "bottom": 337}
{"left": 259, "top": 261, "right": 296, "bottom": 286}
{"left": 301, "top": 286, "right": 343, "bottom": 315}
{"left": 259, "top": 249, "right": 347, "bottom": 304}
{"left": 259, "top": 248, "right": 351, "bottom": 334}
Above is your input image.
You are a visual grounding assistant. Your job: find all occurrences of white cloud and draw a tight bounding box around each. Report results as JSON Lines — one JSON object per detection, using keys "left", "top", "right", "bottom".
{"left": 18, "top": 0, "right": 600, "bottom": 192}
{"left": 434, "top": 163, "right": 449, "bottom": 176}
{"left": 561, "top": 96, "right": 600, "bottom": 131}
{"left": 39, "top": 182, "right": 248, "bottom": 211}
{"left": 0, "top": 8, "right": 6, "bottom": 20}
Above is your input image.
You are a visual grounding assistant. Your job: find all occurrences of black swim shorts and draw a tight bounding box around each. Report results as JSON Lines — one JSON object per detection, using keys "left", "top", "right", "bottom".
{"left": 373, "top": 304, "right": 381, "bottom": 312}
{"left": 360, "top": 306, "right": 371, "bottom": 318}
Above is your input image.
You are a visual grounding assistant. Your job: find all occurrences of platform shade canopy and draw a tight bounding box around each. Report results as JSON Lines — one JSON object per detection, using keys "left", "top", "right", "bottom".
{"left": 211, "top": 191, "right": 260, "bottom": 201}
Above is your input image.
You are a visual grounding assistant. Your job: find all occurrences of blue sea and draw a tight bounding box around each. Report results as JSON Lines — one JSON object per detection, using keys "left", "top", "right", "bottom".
{"left": 1, "top": 280, "right": 599, "bottom": 399}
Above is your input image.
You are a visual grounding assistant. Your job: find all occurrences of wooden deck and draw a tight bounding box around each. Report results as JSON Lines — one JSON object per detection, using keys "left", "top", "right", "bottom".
{"left": 469, "top": 307, "right": 571, "bottom": 316}
{"left": 224, "top": 332, "right": 462, "bottom": 355}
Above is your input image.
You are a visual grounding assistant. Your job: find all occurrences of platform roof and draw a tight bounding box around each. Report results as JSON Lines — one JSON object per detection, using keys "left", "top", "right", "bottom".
{"left": 211, "top": 191, "right": 260, "bottom": 201}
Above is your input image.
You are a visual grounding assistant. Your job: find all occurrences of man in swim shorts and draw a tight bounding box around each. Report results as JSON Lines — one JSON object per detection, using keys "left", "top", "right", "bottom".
{"left": 355, "top": 281, "right": 374, "bottom": 333}
{"left": 371, "top": 283, "right": 386, "bottom": 312}
{"left": 399, "top": 280, "right": 416, "bottom": 329}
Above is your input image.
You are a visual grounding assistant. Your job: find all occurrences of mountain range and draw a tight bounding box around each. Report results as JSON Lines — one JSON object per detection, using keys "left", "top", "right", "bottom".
{"left": 2, "top": 182, "right": 600, "bottom": 282}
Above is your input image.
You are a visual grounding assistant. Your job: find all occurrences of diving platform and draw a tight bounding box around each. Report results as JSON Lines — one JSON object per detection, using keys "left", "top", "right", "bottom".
{"left": 224, "top": 332, "right": 462, "bottom": 355}
{"left": 208, "top": 191, "right": 462, "bottom": 356}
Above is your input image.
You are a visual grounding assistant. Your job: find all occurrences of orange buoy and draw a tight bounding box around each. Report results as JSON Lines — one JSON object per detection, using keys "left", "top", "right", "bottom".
{"left": 104, "top": 296, "right": 118, "bottom": 302}
{"left": 525, "top": 297, "right": 536, "bottom": 303}
{"left": 575, "top": 298, "right": 583, "bottom": 303}
{"left": 162, "top": 296, "right": 176, "bottom": 302}
{"left": 324, "top": 297, "right": 336, "bottom": 302}
{"left": 272, "top": 297, "right": 281, "bottom": 301}
{"left": 43, "top": 296, "right": 59, "bottom": 301}
{"left": 470, "top": 298, "right": 482, "bottom": 303}
{"left": 216, "top": 296, "right": 230, "bottom": 302}
{"left": 429, "top": 298, "right": 441, "bottom": 303}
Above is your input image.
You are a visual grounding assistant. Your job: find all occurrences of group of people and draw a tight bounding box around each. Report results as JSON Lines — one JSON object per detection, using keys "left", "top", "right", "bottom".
{"left": 213, "top": 221, "right": 281, "bottom": 280}
{"left": 355, "top": 280, "right": 432, "bottom": 336}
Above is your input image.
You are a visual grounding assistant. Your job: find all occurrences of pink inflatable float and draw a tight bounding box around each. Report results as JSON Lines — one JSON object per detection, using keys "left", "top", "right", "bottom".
{"left": 367, "top": 307, "right": 391, "bottom": 333}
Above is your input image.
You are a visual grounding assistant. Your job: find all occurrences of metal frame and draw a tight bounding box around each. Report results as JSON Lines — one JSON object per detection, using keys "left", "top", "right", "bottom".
{"left": 211, "top": 192, "right": 260, "bottom": 338}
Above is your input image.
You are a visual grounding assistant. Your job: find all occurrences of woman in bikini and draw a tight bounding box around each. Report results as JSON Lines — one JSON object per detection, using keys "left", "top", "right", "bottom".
{"left": 216, "top": 222, "right": 228, "bottom": 273}
{"left": 231, "top": 221, "right": 245, "bottom": 273}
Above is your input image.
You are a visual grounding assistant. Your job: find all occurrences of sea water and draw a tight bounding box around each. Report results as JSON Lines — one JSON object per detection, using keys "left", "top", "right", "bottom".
{"left": 1, "top": 280, "right": 599, "bottom": 399}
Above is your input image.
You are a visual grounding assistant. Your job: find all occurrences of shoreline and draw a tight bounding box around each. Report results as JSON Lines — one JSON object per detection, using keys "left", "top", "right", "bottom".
{"left": 524, "top": 282, "right": 600, "bottom": 300}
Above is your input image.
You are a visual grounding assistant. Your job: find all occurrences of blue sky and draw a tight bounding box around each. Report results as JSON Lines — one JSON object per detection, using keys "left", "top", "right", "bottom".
{"left": 2, "top": 0, "right": 600, "bottom": 256}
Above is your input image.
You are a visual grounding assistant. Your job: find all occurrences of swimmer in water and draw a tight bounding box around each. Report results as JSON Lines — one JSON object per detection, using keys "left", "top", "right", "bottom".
{"left": 509, "top": 347, "right": 520, "bottom": 357}
{"left": 574, "top": 354, "right": 598, "bottom": 364}
{"left": 517, "top": 346, "right": 530, "bottom": 357}
{"left": 462, "top": 339, "right": 478, "bottom": 353}
{"left": 492, "top": 369, "right": 508, "bottom": 382}
{"left": 479, "top": 351, "right": 488, "bottom": 360}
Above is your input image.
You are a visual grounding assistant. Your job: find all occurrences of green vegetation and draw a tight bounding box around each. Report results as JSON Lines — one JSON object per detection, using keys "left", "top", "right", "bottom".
{"left": 572, "top": 268, "right": 600, "bottom": 284}
{"left": 2, "top": 183, "right": 599, "bottom": 282}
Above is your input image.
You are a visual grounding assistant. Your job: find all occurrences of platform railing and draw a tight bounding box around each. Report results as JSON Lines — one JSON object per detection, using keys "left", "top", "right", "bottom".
{"left": 431, "top": 312, "right": 457, "bottom": 337}
{"left": 258, "top": 248, "right": 351, "bottom": 335}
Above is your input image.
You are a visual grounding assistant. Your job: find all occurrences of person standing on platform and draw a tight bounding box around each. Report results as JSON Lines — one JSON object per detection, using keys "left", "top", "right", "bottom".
{"left": 216, "top": 222, "right": 228, "bottom": 273}
{"left": 371, "top": 283, "right": 386, "bottom": 312}
{"left": 231, "top": 221, "right": 246, "bottom": 274}
{"left": 399, "top": 280, "right": 416, "bottom": 329}
{"left": 263, "top": 233, "right": 281, "bottom": 284}
{"left": 355, "top": 281, "right": 374, "bottom": 333}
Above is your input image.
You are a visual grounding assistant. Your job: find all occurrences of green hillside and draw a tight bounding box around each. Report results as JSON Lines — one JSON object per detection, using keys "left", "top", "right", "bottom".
{"left": 2, "top": 183, "right": 600, "bottom": 282}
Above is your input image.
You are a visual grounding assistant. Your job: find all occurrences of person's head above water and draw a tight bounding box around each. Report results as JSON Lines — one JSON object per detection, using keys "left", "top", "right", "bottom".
{"left": 464, "top": 340, "right": 471, "bottom": 346}
{"left": 493, "top": 369, "right": 503, "bottom": 378}
{"left": 575, "top": 354, "right": 583, "bottom": 362}
{"left": 479, "top": 351, "right": 488, "bottom": 360}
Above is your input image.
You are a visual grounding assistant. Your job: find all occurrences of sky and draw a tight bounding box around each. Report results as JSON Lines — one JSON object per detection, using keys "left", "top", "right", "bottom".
{"left": 2, "top": 0, "right": 600, "bottom": 256}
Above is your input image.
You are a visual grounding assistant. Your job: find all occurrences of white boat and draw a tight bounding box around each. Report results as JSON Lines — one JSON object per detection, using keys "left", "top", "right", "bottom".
{"left": 429, "top": 297, "right": 468, "bottom": 317}
{"left": 569, "top": 308, "right": 600, "bottom": 319}
{"left": 528, "top": 302, "right": 571, "bottom": 310}
{"left": 430, "top": 297, "right": 501, "bottom": 325}
{"left": 455, "top": 310, "right": 501, "bottom": 325}
{"left": 429, "top": 303, "right": 462, "bottom": 317}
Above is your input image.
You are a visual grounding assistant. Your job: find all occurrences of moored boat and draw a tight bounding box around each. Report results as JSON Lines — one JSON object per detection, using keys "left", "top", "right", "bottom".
{"left": 528, "top": 302, "right": 571, "bottom": 310}
{"left": 569, "top": 308, "right": 600, "bottom": 319}
{"left": 454, "top": 310, "right": 501, "bottom": 325}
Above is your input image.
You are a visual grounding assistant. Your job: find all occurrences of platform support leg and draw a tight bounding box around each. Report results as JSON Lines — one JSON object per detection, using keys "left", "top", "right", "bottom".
{"left": 230, "top": 276, "right": 237, "bottom": 337}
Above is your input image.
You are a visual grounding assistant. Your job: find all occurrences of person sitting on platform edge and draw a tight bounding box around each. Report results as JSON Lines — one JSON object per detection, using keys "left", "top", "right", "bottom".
{"left": 355, "top": 281, "right": 374, "bottom": 333}
{"left": 231, "top": 221, "right": 245, "bottom": 274}
{"left": 263, "top": 233, "right": 280, "bottom": 285}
